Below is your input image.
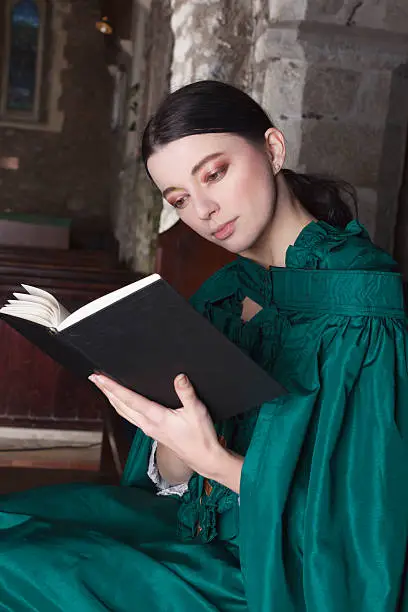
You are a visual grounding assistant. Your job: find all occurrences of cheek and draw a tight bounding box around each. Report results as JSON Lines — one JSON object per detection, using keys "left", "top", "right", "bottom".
{"left": 234, "top": 163, "right": 276, "bottom": 218}
{"left": 177, "top": 209, "right": 207, "bottom": 237}
{"left": 258, "top": 176, "right": 276, "bottom": 214}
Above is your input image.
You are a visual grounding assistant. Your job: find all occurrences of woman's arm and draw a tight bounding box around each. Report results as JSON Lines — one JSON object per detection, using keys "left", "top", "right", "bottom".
{"left": 156, "top": 442, "right": 244, "bottom": 493}
{"left": 205, "top": 446, "right": 244, "bottom": 494}
{"left": 155, "top": 442, "right": 194, "bottom": 485}
{"left": 156, "top": 443, "right": 244, "bottom": 494}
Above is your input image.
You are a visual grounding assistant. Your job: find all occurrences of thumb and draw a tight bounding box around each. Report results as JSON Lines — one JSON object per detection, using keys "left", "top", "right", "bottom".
{"left": 174, "top": 374, "right": 197, "bottom": 406}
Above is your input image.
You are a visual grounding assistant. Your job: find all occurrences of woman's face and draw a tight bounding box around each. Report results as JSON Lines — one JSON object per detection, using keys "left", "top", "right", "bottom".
{"left": 147, "top": 131, "right": 285, "bottom": 256}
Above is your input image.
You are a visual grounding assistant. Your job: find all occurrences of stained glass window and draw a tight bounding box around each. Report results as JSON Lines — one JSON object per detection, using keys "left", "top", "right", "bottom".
{"left": 6, "top": 0, "right": 41, "bottom": 112}
{"left": 0, "top": 0, "right": 48, "bottom": 124}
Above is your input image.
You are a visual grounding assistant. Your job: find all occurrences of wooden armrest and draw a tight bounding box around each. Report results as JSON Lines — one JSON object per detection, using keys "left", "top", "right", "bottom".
{"left": 99, "top": 406, "right": 132, "bottom": 483}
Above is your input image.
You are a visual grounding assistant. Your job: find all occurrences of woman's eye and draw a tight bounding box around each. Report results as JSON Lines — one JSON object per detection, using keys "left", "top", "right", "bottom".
{"left": 172, "top": 196, "right": 188, "bottom": 209}
{"left": 205, "top": 166, "right": 227, "bottom": 183}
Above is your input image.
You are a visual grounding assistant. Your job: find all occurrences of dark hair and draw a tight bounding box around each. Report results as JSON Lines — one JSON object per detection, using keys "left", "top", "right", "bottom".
{"left": 142, "top": 80, "right": 357, "bottom": 227}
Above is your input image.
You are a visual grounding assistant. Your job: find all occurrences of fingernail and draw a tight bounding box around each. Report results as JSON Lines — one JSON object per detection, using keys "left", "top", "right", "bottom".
{"left": 176, "top": 374, "right": 189, "bottom": 387}
{"left": 89, "top": 374, "right": 102, "bottom": 384}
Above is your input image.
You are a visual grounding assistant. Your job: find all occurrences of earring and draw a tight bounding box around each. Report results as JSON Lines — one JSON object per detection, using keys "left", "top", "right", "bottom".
{"left": 273, "top": 163, "right": 280, "bottom": 175}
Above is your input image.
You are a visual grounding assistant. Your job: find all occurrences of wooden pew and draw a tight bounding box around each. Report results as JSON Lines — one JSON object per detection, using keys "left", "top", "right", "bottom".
{"left": 0, "top": 245, "right": 119, "bottom": 269}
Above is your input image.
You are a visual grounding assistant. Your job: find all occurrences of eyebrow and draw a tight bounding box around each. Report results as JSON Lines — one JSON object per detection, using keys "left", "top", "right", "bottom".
{"left": 162, "top": 152, "right": 223, "bottom": 199}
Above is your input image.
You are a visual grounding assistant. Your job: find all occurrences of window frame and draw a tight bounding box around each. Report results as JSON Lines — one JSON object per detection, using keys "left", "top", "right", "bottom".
{"left": 0, "top": 0, "right": 47, "bottom": 123}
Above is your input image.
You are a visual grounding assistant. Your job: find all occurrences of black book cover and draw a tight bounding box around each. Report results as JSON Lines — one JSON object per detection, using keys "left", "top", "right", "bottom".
{"left": 1, "top": 279, "right": 286, "bottom": 421}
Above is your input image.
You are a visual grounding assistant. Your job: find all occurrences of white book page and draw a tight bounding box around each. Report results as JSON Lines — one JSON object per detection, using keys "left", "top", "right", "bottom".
{"left": 0, "top": 309, "right": 54, "bottom": 327}
{"left": 2, "top": 302, "right": 55, "bottom": 322}
{"left": 57, "top": 274, "right": 161, "bottom": 331}
{"left": 0, "top": 284, "right": 69, "bottom": 328}
{"left": 9, "top": 295, "right": 58, "bottom": 323}
{"left": 22, "top": 285, "right": 70, "bottom": 325}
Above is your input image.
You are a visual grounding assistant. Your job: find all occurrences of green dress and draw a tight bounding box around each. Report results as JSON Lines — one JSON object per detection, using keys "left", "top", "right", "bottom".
{"left": 0, "top": 221, "right": 407, "bottom": 611}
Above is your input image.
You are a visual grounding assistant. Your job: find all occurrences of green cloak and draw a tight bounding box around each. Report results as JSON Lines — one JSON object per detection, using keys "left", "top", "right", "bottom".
{"left": 0, "top": 221, "right": 406, "bottom": 611}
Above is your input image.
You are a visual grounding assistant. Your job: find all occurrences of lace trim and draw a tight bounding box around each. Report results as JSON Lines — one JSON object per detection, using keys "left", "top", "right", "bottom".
{"left": 147, "top": 441, "right": 189, "bottom": 497}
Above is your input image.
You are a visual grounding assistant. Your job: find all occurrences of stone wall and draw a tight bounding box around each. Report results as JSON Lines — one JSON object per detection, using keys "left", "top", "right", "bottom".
{"left": 395, "top": 143, "right": 408, "bottom": 276}
{"left": 255, "top": 3, "right": 408, "bottom": 254}
{"left": 0, "top": 0, "right": 113, "bottom": 242}
{"left": 113, "top": 0, "right": 173, "bottom": 273}
{"left": 155, "top": 0, "right": 408, "bottom": 261}
{"left": 170, "top": 0, "right": 255, "bottom": 90}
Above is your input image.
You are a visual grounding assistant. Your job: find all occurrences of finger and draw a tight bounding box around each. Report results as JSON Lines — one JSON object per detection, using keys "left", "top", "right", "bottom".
{"left": 89, "top": 374, "right": 137, "bottom": 399}
{"left": 98, "top": 382, "right": 167, "bottom": 435}
{"left": 105, "top": 391, "right": 151, "bottom": 433}
{"left": 174, "top": 374, "right": 199, "bottom": 407}
{"left": 90, "top": 374, "right": 154, "bottom": 414}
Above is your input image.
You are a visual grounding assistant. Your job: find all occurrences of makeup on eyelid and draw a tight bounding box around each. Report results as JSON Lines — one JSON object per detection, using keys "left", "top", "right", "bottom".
{"left": 167, "top": 163, "right": 228, "bottom": 209}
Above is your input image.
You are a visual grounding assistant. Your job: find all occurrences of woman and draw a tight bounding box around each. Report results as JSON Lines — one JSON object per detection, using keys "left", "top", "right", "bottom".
{"left": 0, "top": 81, "right": 406, "bottom": 611}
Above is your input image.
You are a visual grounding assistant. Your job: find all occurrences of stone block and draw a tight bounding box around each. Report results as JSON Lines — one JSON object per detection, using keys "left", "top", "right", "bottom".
{"left": 375, "top": 122, "right": 408, "bottom": 250}
{"left": 305, "top": 0, "right": 386, "bottom": 29}
{"left": 268, "top": 0, "right": 307, "bottom": 21}
{"left": 385, "top": 0, "right": 408, "bottom": 33}
{"left": 304, "top": 0, "right": 345, "bottom": 19}
{"left": 170, "top": 2, "right": 195, "bottom": 32}
{"left": 354, "top": 187, "right": 378, "bottom": 237}
{"left": 342, "top": 0, "right": 386, "bottom": 30}
{"left": 354, "top": 70, "right": 391, "bottom": 125}
{"left": 303, "top": 66, "right": 361, "bottom": 116}
{"left": 263, "top": 60, "right": 308, "bottom": 118}
{"left": 263, "top": 62, "right": 362, "bottom": 120}
{"left": 271, "top": 0, "right": 406, "bottom": 32}
{"left": 172, "top": 30, "right": 194, "bottom": 63}
{"left": 298, "top": 24, "right": 408, "bottom": 72}
{"left": 254, "top": 27, "right": 304, "bottom": 65}
{"left": 299, "top": 119, "right": 383, "bottom": 185}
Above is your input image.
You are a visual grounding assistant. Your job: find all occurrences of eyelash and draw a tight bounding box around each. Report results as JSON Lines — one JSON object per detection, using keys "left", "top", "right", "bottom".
{"left": 204, "top": 165, "right": 227, "bottom": 184}
{"left": 170, "top": 164, "right": 228, "bottom": 209}
{"left": 172, "top": 196, "right": 188, "bottom": 210}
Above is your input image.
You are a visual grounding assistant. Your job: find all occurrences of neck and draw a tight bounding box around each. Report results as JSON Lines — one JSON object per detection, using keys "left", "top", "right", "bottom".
{"left": 242, "top": 174, "right": 316, "bottom": 268}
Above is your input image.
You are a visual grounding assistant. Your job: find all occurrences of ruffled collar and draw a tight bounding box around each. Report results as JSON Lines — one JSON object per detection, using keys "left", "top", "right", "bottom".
{"left": 285, "top": 219, "right": 368, "bottom": 269}
{"left": 236, "top": 220, "right": 368, "bottom": 306}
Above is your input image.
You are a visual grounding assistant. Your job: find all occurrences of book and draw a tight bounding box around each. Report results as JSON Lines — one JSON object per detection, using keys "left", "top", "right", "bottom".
{"left": 0, "top": 274, "right": 286, "bottom": 421}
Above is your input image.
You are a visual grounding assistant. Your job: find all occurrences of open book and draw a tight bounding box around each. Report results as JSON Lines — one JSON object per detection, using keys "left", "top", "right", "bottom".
{"left": 0, "top": 275, "right": 159, "bottom": 331}
{"left": 0, "top": 274, "right": 285, "bottom": 421}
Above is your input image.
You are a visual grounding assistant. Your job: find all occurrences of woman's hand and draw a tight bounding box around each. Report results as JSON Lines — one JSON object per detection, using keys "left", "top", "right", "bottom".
{"left": 89, "top": 373, "right": 231, "bottom": 482}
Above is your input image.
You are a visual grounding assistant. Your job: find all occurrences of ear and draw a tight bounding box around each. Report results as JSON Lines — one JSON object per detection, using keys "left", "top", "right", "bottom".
{"left": 264, "top": 128, "right": 286, "bottom": 175}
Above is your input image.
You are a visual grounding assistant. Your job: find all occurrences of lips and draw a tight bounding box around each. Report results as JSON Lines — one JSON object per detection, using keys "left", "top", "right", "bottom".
{"left": 212, "top": 220, "right": 236, "bottom": 240}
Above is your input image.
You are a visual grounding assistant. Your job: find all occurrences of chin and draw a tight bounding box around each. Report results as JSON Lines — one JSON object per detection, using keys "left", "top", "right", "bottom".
{"left": 197, "top": 224, "right": 260, "bottom": 254}
{"left": 215, "top": 235, "right": 258, "bottom": 255}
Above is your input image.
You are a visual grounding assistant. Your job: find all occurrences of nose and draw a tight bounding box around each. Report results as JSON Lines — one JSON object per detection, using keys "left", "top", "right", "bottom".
{"left": 193, "top": 194, "right": 220, "bottom": 220}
